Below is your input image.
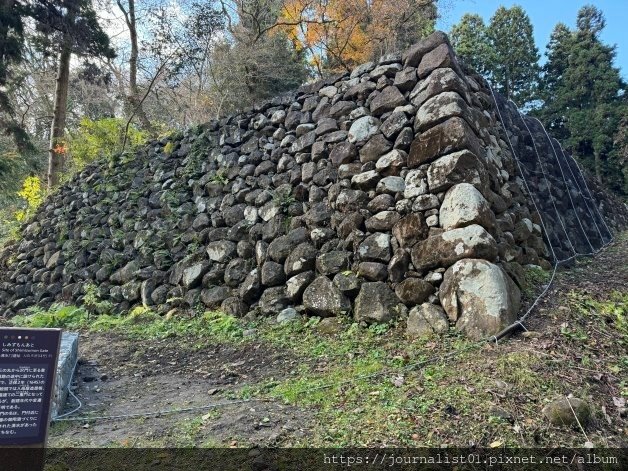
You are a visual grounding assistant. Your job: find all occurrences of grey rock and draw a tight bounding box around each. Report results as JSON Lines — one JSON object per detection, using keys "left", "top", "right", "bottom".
{"left": 395, "top": 278, "right": 434, "bottom": 305}
{"left": 303, "top": 276, "right": 350, "bottom": 317}
{"left": 411, "top": 224, "right": 498, "bottom": 272}
{"left": 406, "top": 303, "right": 449, "bottom": 338}
{"left": 354, "top": 281, "right": 406, "bottom": 323}
{"left": 277, "top": 307, "right": 299, "bottom": 324}
{"left": 316, "top": 251, "right": 352, "bottom": 276}
{"left": 358, "top": 232, "right": 391, "bottom": 263}
{"left": 370, "top": 86, "right": 406, "bottom": 116}
{"left": 201, "top": 286, "right": 232, "bottom": 308}
{"left": 261, "top": 261, "right": 286, "bottom": 286}
{"left": 284, "top": 243, "right": 317, "bottom": 276}
{"left": 439, "top": 183, "right": 495, "bottom": 231}
{"left": 285, "top": 271, "right": 315, "bottom": 301}
{"left": 440, "top": 258, "right": 521, "bottom": 340}
{"left": 348, "top": 116, "right": 380, "bottom": 144}
{"left": 357, "top": 262, "right": 388, "bottom": 281}
{"left": 376, "top": 176, "right": 405, "bottom": 194}
{"left": 207, "top": 240, "right": 237, "bottom": 263}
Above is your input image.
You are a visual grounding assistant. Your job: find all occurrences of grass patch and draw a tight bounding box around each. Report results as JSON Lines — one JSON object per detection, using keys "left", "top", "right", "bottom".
{"left": 522, "top": 265, "right": 553, "bottom": 297}
{"left": 10, "top": 304, "right": 243, "bottom": 342}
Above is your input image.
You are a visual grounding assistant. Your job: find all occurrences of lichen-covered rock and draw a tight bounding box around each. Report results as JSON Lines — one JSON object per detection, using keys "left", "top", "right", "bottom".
{"left": 284, "top": 243, "right": 317, "bottom": 276}
{"left": 348, "top": 116, "right": 380, "bottom": 144}
{"left": 207, "top": 241, "right": 237, "bottom": 263}
{"left": 315, "top": 251, "right": 351, "bottom": 276}
{"left": 426, "top": 149, "right": 487, "bottom": 193}
{"left": 358, "top": 233, "right": 391, "bottom": 263}
{"left": 440, "top": 259, "right": 521, "bottom": 339}
{"left": 439, "top": 183, "right": 495, "bottom": 231}
{"left": 406, "top": 303, "right": 449, "bottom": 338}
{"left": 415, "top": 91, "right": 471, "bottom": 132}
{"left": 412, "top": 224, "right": 498, "bottom": 272}
{"left": 354, "top": 281, "right": 406, "bottom": 324}
{"left": 302, "top": 276, "right": 350, "bottom": 317}
{"left": 408, "top": 117, "right": 483, "bottom": 168}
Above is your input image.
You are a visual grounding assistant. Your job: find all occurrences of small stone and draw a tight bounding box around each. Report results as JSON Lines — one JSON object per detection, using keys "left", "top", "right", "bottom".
{"left": 277, "top": 308, "right": 299, "bottom": 324}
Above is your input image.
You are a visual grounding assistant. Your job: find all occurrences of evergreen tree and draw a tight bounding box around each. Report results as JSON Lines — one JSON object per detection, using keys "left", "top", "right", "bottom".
{"left": 0, "top": 0, "right": 31, "bottom": 152}
{"left": 536, "top": 23, "right": 572, "bottom": 139}
{"left": 539, "top": 5, "right": 625, "bottom": 189}
{"left": 28, "top": 0, "right": 115, "bottom": 188}
{"left": 450, "top": 13, "right": 492, "bottom": 76}
{"left": 486, "top": 5, "right": 540, "bottom": 104}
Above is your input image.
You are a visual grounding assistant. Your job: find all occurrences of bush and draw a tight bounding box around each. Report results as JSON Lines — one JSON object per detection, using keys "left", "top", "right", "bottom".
{"left": 67, "top": 117, "right": 148, "bottom": 168}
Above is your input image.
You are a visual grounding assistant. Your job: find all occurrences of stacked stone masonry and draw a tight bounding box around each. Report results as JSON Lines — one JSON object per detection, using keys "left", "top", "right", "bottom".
{"left": 1, "top": 32, "right": 626, "bottom": 340}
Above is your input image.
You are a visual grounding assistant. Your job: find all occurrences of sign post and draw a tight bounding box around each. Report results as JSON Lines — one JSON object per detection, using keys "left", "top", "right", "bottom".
{"left": 0, "top": 327, "right": 62, "bottom": 470}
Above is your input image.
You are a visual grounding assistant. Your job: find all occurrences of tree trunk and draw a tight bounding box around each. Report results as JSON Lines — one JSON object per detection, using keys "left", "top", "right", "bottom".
{"left": 120, "top": 0, "right": 153, "bottom": 133}
{"left": 47, "top": 43, "right": 71, "bottom": 189}
{"left": 594, "top": 149, "right": 603, "bottom": 184}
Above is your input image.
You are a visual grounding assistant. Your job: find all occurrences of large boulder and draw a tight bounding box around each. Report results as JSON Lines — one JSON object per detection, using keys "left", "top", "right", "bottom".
{"left": 354, "top": 281, "right": 406, "bottom": 324}
{"left": 302, "top": 276, "right": 350, "bottom": 317}
{"left": 411, "top": 68, "right": 470, "bottom": 108}
{"left": 426, "top": 149, "right": 488, "bottom": 193}
{"left": 411, "top": 224, "right": 498, "bottom": 272}
{"left": 414, "top": 91, "right": 471, "bottom": 132}
{"left": 440, "top": 259, "right": 521, "bottom": 339}
{"left": 439, "top": 183, "right": 495, "bottom": 231}
{"left": 408, "top": 117, "right": 483, "bottom": 168}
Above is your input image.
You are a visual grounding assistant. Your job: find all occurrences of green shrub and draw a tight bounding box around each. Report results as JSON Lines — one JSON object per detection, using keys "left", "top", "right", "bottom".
{"left": 67, "top": 117, "right": 148, "bottom": 169}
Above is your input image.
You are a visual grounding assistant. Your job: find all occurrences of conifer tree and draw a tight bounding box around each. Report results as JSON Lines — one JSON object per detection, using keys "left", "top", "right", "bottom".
{"left": 450, "top": 13, "right": 492, "bottom": 76}
{"left": 486, "top": 5, "right": 540, "bottom": 103}
{"left": 539, "top": 5, "right": 626, "bottom": 189}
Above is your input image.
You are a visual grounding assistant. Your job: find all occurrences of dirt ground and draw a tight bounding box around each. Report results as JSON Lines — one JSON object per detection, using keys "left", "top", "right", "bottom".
{"left": 46, "top": 233, "right": 627, "bottom": 448}
{"left": 49, "top": 333, "right": 312, "bottom": 446}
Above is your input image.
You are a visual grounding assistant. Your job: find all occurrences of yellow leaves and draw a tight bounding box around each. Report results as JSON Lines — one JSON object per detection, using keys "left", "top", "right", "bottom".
{"left": 17, "top": 176, "right": 44, "bottom": 211}
{"left": 15, "top": 176, "right": 45, "bottom": 223}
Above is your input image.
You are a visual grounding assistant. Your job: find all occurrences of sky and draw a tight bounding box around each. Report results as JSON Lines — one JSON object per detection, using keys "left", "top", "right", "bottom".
{"left": 436, "top": 0, "right": 627, "bottom": 78}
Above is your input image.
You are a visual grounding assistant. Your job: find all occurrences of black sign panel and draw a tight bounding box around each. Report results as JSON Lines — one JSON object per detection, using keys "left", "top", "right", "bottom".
{"left": 0, "top": 328, "right": 61, "bottom": 446}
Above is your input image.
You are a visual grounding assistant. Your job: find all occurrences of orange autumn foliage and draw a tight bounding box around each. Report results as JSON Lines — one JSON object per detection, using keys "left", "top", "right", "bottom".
{"left": 278, "top": 0, "right": 436, "bottom": 73}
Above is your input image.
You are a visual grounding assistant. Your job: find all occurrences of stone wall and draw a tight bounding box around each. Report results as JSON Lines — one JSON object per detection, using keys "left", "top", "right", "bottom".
{"left": 1, "top": 32, "right": 626, "bottom": 339}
